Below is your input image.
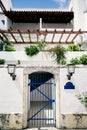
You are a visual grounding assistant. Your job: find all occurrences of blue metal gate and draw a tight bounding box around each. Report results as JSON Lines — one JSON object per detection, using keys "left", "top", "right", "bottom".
{"left": 27, "top": 72, "right": 56, "bottom": 127}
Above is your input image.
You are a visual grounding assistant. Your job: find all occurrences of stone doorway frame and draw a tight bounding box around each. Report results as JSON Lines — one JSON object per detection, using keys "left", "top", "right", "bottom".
{"left": 22, "top": 66, "right": 61, "bottom": 129}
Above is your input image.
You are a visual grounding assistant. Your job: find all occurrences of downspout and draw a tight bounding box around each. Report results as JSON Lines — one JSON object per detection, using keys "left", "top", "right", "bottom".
{"left": 39, "top": 18, "right": 42, "bottom": 30}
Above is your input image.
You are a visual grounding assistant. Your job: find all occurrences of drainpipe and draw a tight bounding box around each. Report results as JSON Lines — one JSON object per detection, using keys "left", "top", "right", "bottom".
{"left": 39, "top": 18, "right": 42, "bottom": 30}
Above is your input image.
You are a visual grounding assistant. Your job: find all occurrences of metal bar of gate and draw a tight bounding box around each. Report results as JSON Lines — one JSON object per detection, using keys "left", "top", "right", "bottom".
{"left": 27, "top": 99, "right": 55, "bottom": 121}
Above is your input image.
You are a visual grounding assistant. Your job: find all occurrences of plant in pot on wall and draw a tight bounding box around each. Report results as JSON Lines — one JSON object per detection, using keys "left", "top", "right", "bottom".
{"left": 25, "top": 40, "right": 46, "bottom": 56}
{"left": 67, "top": 44, "right": 80, "bottom": 51}
{"left": 3, "top": 40, "right": 16, "bottom": 51}
{"left": 80, "top": 54, "right": 87, "bottom": 65}
{"left": 25, "top": 45, "right": 39, "bottom": 56}
{"left": 0, "top": 59, "right": 5, "bottom": 65}
{"left": 70, "top": 57, "right": 81, "bottom": 65}
{"left": 49, "top": 45, "right": 66, "bottom": 64}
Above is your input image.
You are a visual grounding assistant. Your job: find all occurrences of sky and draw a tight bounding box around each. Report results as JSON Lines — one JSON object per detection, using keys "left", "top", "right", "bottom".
{"left": 12, "top": 0, "right": 70, "bottom": 8}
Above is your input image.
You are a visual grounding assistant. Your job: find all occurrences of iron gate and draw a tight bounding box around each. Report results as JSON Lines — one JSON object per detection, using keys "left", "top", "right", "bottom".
{"left": 27, "top": 72, "right": 56, "bottom": 127}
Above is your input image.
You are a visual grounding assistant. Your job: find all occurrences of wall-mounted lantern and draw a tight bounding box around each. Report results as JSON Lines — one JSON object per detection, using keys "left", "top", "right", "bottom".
{"left": 7, "top": 64, "right": 16, "bottom": 80}
{"left": 67, "top": 64, "right": 75, "bottom": 80}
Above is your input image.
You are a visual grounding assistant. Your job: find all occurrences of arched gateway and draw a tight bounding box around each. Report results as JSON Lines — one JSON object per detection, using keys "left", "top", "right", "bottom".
{"left": 23, "top": 67, "right": 60, "bottom": 129}
{"left": 28, "top": 71, "right": 56, "bottom": 127}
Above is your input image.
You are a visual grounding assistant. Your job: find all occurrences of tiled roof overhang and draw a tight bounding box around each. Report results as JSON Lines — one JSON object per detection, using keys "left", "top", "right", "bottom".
{"left": 0, "top": 0, "right": 74, "bottom": 23}
{"left": 5, "top": 10, "right": 74, "bottom": 23}
{"left": 0, "top": 29, "right": 86, "bottom": 44}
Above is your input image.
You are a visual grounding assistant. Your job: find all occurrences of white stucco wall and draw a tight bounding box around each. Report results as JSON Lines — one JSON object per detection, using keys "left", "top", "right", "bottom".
{"left": 0, "top": 52, "right": 87, "bottom": 114}
{"left": 71, "top": 0, "right": 87, "bottom": 31}
{"left": 60, "top": 67, "right": 87, "bottom": 114}
{"left": 0, "top": 67, "right": 23, "bottom": 113}
{"left": 12, "top": 22, "right": 72, "bottom": 30}
{"left": 1, "top": 0, "right": 12, "bottom": 11}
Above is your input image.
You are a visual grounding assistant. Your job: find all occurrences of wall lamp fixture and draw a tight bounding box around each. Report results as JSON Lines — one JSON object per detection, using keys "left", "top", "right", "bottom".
{"left": 67, "top": 64, "right": 75, "bottom": 80}
{"left": 7, "top": 64, "right": 16, "bottom": 80}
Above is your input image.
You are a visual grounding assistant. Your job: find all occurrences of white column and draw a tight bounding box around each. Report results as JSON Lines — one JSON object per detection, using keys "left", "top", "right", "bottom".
{"left": 22, "top": 74, "right": 28, "bottom": 128}
{"left": 54, "top": 74, "right": 61, "bottom": 128}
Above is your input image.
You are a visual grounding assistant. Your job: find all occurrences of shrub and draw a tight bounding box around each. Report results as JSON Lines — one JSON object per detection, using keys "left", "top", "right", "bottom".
{"left": 0, "top": 59, "right": 5, "bottom": 64}
{"left": 25, "top": 45, "right": 39, "bottom": 56}
{"left": 67, "top": 44, "right": 80, "bottom": 51}
{"left": 70, "top": 57, "right": 81, "bottom": 65}
{"left": 80, "top": 54, "right": 87, "bottom": 64}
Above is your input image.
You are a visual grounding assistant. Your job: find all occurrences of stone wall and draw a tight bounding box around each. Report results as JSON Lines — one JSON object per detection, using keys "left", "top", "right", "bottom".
{"left": 0, "top": 113, "right": 22, "bottom": 129}
{"left": 61, "top": 114, "right": 87, "bottom": 129}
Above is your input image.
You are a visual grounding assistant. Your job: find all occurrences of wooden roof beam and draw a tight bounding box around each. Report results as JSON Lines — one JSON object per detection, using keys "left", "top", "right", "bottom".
{"left": 12, "top": 41, "right": 73, "bottom": 44}
{"left": 71, "top": 29, "right": 81, "bottom": 43}
{"left": 59, "top": 29, "right": 65, "bottom": 43}
{"left": 52, "top": 29, "right": 56, "bottom": 43}
{"left": 18, "top": 29, "right": 25, "bottom": 43}
{"left": 28, "top": 30, "right": 31, "bottom": 43}
{"left": 65, "top": 29, "right": 73, "bottom": 43}
{"left": 0, "top": 0, "right": 7, "bottom": 13}
{"left": 0, "top": 30, "right": 8, "bottom": 40}
{"left": 8, "top": 29, "right": 17, "bottom": 43}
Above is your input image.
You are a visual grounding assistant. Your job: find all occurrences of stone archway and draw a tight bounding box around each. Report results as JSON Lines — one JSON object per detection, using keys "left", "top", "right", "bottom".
{"left": 22, "top": 66, "right": 60, "bottom": 129}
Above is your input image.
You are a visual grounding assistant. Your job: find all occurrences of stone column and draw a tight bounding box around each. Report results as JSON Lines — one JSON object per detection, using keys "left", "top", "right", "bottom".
{"left": 22, "top": 73, "right": 28, "bottom": 128}
{"left": 54, "top": 74, "right": 61, "bottom": 128}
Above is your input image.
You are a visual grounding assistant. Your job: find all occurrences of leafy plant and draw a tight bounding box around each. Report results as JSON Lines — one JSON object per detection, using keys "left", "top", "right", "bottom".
{"left": 76, "top": 92, "right": 87, "bottom": 107}
{"left": 0, "top": 41, "right": 4, "bottom": 51}
{"left": 4, "top": 40, "right": 13, "bottom": 46}
{"left": 37, "top": 40, "right": 46, "bottom": 51}
{"left": 4, "top": 40, "right": 16, "bottom": 51}
{"left": 80, "top": 54, "right": 87, "bottom": 65}
{"left": 67, "top": 44, "right": 80, "bottom": 51}
{"left": 60, "top": 59, "right": 67, "bottom": 65}
{"left": 17, "top": 60, "right": 21, "bottom": 65}
{"left": 25, "top": 45, "right": 39, "bottom": 56}
{"left": 5, "top": 46, "right": 16, "bottom": 51}
{"left": 70, "top": 57, "right": 81, "bottom": 65}
{"left": 49, "top": 45, "right": 66, "bottom": 64}
{"left": 0, "top": 59, "right": 5, "bottom": 64}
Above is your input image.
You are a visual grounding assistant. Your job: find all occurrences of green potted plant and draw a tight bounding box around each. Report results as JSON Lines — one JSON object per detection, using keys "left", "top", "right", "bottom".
{"left": 4, "top": 40, "right": 16, "bottom": 51}
{"left": 67, "top": 44, "right": 80, "bottom": 51}
{"left": 80, "top": 54, "right": 87, "bottom": 65}
{"left": 70, "top": 57, "right": 81, "bottom": 65}
{"left": 25, "top": 45, "right": 39, "bottom": 56}
{"left": 37, "top": 40, "right": 46, "bottom": 51}
{"left": 0, "top": 59, "right": 5, "bottom": 65}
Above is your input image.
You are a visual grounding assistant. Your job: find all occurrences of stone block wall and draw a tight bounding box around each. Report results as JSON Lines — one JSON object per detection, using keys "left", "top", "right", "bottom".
{"left": 0, "top": 113, "right": 22, "bottom": 129}
{"left": 61, "top": 113, "right": 87, "bottom": 129}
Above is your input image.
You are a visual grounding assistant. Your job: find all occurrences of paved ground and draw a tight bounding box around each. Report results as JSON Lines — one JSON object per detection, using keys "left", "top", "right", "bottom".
{"left": 24, "top": 127, "right": 87, "bottom": 130}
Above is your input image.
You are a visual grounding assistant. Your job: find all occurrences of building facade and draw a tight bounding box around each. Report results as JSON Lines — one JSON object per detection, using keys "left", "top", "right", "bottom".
{"left": 0, "top": 0, "right": 87, "bottom": 129}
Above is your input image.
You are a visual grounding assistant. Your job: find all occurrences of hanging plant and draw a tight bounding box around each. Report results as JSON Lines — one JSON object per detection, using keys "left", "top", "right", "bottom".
{"left": 49, "top": 45, "right": 66, "bottom": 64}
